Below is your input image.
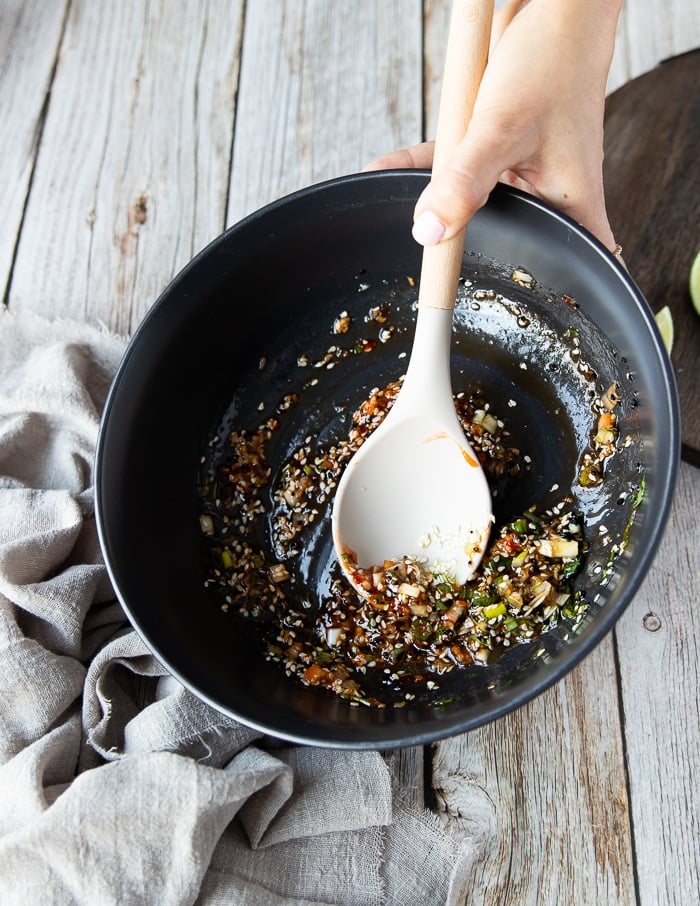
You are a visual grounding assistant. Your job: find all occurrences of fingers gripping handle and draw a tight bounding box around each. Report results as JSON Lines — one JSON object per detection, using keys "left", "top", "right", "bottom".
{"left": 418, "top": 0, "right": 494, "bottom": 312}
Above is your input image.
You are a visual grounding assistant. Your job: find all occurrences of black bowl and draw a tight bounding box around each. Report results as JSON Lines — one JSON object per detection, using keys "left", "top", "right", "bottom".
{"left": 95, "top": 172, "right": 679, "bottom": 748}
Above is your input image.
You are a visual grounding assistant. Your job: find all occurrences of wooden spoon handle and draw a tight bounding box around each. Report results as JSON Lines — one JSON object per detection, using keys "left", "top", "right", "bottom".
{"left": 418, "top": 0, "right": 493, "bottom": 311}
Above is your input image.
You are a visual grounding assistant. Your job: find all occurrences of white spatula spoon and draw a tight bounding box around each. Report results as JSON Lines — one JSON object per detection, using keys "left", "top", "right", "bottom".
{"left": 332, "top": 0, "right": 495, "bottom": 593}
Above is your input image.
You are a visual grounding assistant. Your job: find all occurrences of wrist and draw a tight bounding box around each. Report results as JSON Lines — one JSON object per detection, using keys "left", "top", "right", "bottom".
{"left": 536, "top": 0, "right": 622, "bottom": 40}
{"left": 529, "top": 0, "right": 622, "bottom": 75}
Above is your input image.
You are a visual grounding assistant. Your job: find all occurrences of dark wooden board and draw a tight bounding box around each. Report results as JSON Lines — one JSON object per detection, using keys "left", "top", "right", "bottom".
{"left": 604, "top": 48, "right": 700, "bottom": 465}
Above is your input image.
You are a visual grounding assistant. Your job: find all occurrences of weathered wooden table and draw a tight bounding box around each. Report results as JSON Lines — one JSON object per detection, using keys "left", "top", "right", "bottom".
{"left": 2, "top": 2, "right": 698, "bottom": 903}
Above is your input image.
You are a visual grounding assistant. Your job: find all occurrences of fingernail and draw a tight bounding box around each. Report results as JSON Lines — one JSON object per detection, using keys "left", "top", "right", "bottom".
{"left": 412, "top": 210, "right": 446, "bottom": 246}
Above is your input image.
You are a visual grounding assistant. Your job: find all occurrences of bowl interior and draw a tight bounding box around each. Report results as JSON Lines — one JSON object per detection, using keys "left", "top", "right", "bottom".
{"left": 95, "top": 173, "right": 679, "bottom": 748}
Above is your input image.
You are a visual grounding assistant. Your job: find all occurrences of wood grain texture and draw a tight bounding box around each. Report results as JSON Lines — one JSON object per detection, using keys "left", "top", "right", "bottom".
{"left": 224, "top": 0, "right": 426, "bottom": 834}
{"left": 423, "top": 0, "right": 452, "bottom": 140}
{"left": 433, "top": 636, "right": 636, "bottom": 905}
{"left": 0, "top": 0, "right": 69, "bottom": 299}
{"left": 426, "top": 5, "right": 700, "bottom": 905}
{"left": 226, "top": 0, "right": 423, "bottom": 224}
{"left": 609, "top": 0, "right": 700, "bottom": 92}
{"left": 8, "top": 0, "right": 244, "bottom": 334}
{"left": 604, "top": 49, "right": 700, "bottom": 463}
{"left": 385, "top": 745, "right": 426, "bottom": 811}
{"left": 1, "top": 2, "right": 699, "bottom": 904}
{"left": 613, "top": 462, "right": 700, "bottom": 906}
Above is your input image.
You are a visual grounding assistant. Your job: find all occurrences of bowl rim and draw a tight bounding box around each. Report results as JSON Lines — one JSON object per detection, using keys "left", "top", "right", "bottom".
{"left": 95, "top": 172, "right": 681, "bottom": 748}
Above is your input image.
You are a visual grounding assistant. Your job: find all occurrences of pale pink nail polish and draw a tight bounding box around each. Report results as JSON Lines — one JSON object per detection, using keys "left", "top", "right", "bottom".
{"left": 412, "top": 211, "right": 446, "bottom": 246}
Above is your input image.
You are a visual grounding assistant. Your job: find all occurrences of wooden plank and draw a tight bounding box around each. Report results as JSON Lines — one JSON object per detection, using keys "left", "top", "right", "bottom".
{"left": 0, "top": 0, "right": 69, "bottom": 300}
{"left": 424, "top": 4, "right": 636, "bottom": 900}
{"left": 225, "top": 0, "right": 424, "bottom": 807}
{"left": 8, "top": 0, "right": 245, "bottom": 334}
{"left": 609, "top": 0, "right": 700, "bottom": 93}
{"left": 433, "top": 638, "right": 636, "bottom": 905}
{"left": 226, "top": 0, "right": 423, "bottom": 224}
{"left": 614, "top": 463, "right": 700, "bottom": 906}
{"left": 423, "top": 0, "right": 452, "bottom": 141}
{"left": 386, "top": 745, "right": 426, "bottom": 811}
{"left": 425, "top": 4, "right": 699, "bottom": 900}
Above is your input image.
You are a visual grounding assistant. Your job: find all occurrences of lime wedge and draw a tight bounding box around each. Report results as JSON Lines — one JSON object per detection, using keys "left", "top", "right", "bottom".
{"left": 690, "top": 249, "right": 700, "bottom": 317}
{"left": 655, "top": 305, "right": 674, "bottom": 355}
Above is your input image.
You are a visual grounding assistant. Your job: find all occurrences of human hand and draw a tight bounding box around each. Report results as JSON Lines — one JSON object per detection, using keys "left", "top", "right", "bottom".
{"left": 364, "top": 0, "right": 623, "bottom": 255}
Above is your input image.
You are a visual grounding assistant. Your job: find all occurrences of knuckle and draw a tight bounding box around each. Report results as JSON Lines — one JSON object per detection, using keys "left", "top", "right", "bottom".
{"left": 429, "top": 166, "right": 490, "bottom": 225}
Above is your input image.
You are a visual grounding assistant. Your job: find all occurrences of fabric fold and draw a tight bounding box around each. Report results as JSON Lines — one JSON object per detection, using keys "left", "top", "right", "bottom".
{"left": 0, "top": 309, "right": 489, "bottom": 905}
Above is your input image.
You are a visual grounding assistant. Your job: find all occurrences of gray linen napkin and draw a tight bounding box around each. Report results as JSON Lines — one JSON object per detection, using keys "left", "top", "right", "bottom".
{"left": 0, "top": 309, "right": 489, "bottom": 905}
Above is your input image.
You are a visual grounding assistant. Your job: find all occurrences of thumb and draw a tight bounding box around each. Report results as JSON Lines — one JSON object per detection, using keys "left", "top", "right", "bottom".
{"left": 411, "top": 125, "right": 516, "bottom": 247}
